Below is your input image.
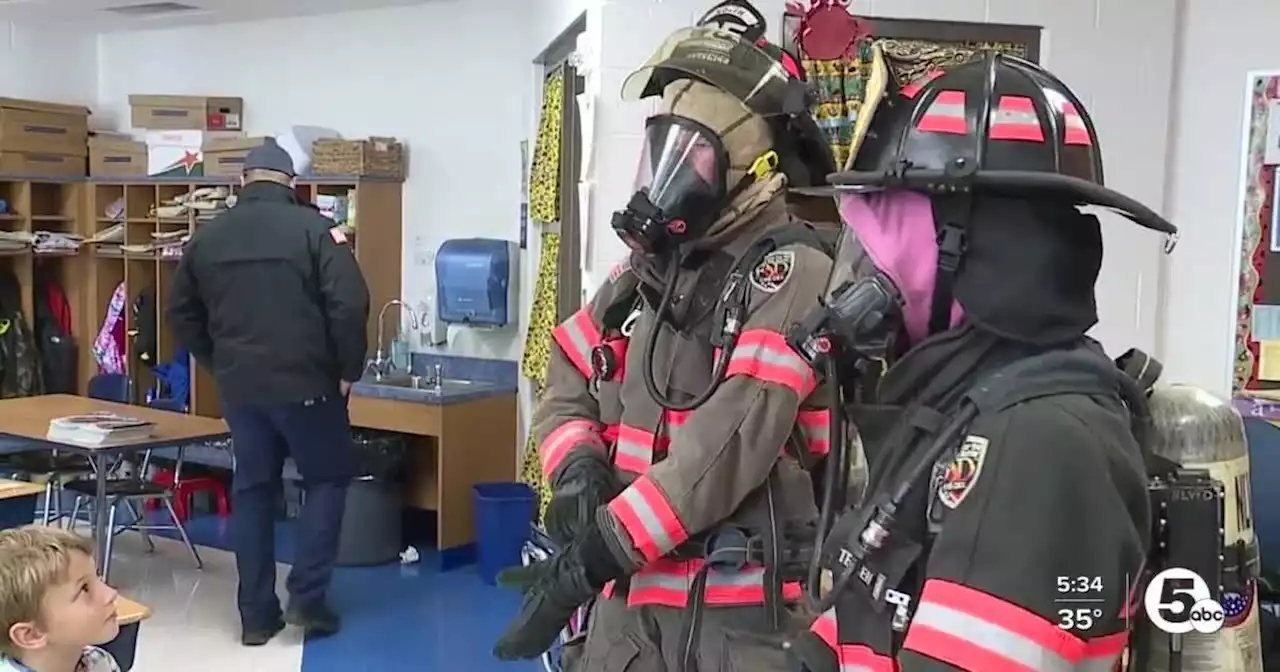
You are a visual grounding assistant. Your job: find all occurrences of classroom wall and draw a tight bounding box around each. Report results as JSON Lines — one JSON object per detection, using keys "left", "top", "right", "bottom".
{"left": 14, "top": 0, "right": 1267, "bottom": 395}
{"left": 0, "top": 21, "right": 97, "bottom": 108}
{"left": 94, "top": 2, "right": 539, "bottom": 362}
{"left": 1162, "top": 0, "right": 1280, "bottom": 396}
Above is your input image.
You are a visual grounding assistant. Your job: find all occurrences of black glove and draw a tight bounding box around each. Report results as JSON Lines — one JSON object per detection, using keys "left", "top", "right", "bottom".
{"left": 493, "top": 512, "right": 624, "bottom": 660}
{"left": 787, "top": 630, "right": 839, "bottom": 672}
{"left": 545, "top": 451, "right": 622, "bottom": 547}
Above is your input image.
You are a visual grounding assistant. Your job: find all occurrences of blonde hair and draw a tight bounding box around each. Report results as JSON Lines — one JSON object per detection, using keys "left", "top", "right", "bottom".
{"left": 0, "top": 526, "right": 94, "bottom": 656}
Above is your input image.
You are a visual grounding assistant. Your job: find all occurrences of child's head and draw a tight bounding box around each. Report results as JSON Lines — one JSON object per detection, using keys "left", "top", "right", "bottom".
{"left": 0, "top": 526, "right": 118, "bottom": 659}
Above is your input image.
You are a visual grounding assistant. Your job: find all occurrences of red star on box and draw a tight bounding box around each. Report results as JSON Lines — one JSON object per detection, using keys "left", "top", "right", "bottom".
{"left": 177, "top": 150, "right": 200, "bottom": 173}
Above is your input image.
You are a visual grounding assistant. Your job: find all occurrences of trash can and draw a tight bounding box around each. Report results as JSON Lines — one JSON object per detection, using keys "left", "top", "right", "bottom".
{"left": 473, "top": 482, "right": 536, "bottom": 585}
{"left": 336, "top": 430, "right": 408, "bottom": 567}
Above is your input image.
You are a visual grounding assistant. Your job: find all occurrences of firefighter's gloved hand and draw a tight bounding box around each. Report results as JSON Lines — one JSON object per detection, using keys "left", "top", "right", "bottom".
{"left": 545, "top": 451, "right": 622, "bottom": 547}
{"left": 786, "top": 630, "right": 839, "bottom": 672}
{"left": 492, "top": 513, "right": 623, "bottom": 660}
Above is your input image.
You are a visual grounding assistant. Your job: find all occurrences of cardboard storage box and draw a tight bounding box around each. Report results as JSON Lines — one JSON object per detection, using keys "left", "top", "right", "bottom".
{"left": 89, "top": 134, "right": 147, "bottom": 177}
{"left": 145, "top": 130, "right": 244, "bottom": 177}
{"left": 0, "top": 97, "right": 90, "bottom": 158}
{"left": 0, "top": 152, "right": 84, "bottom": 177}
{"left": 129, "top": 95, "right": 243, "bottom": 131}
{"left": 203, "top": 136, "right": 268, "bottom": 176}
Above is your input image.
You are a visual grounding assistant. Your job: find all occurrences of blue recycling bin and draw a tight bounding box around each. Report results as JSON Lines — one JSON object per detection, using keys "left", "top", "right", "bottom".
{"left": 473, "top": 482, "right": 537, "bottom": 585}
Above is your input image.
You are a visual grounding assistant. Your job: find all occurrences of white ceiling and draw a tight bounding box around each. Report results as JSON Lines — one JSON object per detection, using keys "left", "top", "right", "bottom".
{"left": 0, "top": 0, "right": 445, "bottom": 31}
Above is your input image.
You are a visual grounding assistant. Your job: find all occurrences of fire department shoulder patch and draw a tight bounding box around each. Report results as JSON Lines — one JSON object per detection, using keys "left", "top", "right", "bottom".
{"left": 937, "top": 435, "right": 989, "bottom": 510}
{"left": 329, "top": 227, "right": 348, "bottom": 245}
{"left": 750, "top": 250, "right": 794, "bottom": 293}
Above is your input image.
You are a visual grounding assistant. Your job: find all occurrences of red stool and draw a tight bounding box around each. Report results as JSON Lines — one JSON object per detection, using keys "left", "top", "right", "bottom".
{"left": 146, "top": 469, "right": 230, "bottom": 521}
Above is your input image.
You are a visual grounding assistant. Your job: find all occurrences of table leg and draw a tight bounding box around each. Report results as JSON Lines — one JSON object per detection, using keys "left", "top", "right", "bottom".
{"left": 93, "top": 463, "right": 108, "bottom": 576}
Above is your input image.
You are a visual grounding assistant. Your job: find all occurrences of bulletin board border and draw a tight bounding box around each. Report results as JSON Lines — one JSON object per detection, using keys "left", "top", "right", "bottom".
{"left": 1232, "top": 70, "right": 1280, "bottom": 392}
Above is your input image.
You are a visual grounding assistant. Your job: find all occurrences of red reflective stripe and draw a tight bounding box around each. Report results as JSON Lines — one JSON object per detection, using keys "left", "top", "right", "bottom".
{"left": 601, "top": 423, "right": 620, "bottom": 445}
{"left": 607, "top": 476, "right": 688, "bottom": 562}
{"left": 916, "top": 90, "right": 967, "bottom": 135}
{"left": 623, "top": 558, "right": 804, "bottom": 607}
{"left": 608, "top": 259, "right": 631, "bottom": 281}
{"left": 1062, "top": 102, "right": 1091, "bottom": 146}
{"left": 725, "top": 329, "right": 817, "bottom": 397}
{"left": 796, "top": 408, "right": 832, "bottom": 456}
{"left": 902, "top": 69, "right": 945, "bottom": 99}
{"left": 665, "top": 409, "right": 694, "bottom": 427}
{"left": 989, "top": 95, "right": 1045, "bottom": 142}
{"left": 810, "top": 608, "right": 838, "bottom": 648}
{"left": 539, "top": 420, "right": 604, "bottom": 479}
{"left": 904, "top": 579, "right": 1085, "bottom": 671}
{"left": 614, "top": 424, "right": 655, "bottom": 474}
{"left": 551, "top": 309, "right": 602, "bottom": 379}
{"left": 601, "top": 580, "right": 615, "bottom": 598}
{"left": 841, "top": 644, "right": 896, "bottom": 672}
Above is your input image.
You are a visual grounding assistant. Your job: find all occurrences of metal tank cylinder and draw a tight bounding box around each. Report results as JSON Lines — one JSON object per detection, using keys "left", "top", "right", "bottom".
{"left": 1144, "top": 384, "right": 1263, "bottom": 672}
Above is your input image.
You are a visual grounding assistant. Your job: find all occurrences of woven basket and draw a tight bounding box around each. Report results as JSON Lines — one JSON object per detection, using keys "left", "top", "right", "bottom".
{"left": 312, "top": 137, "right": 405, "bottom": 179}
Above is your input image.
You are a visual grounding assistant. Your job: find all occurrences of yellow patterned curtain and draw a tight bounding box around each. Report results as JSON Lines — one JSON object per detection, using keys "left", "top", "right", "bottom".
{"left": 518, "top": 232, "right": 561, "bottom": 521}
{"left": 518, "top": 66, "right": 571, "bottom": 521}
{"left": 528, "top": 68, "right": 565, "bottom": 224}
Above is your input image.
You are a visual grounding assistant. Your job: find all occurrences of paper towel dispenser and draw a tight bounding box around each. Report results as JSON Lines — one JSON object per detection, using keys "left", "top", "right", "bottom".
{"left": 434, "top": 238, "right": 519, "bottom": 327}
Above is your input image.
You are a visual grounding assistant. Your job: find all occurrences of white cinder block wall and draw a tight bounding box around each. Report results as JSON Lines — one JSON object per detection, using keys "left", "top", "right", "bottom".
{"left": 585, "top": 0, "right": 1180, "bottom": 368}
{"left": 1161, "top": 0, "right": 1280, "bottom": 396}
{"left": 95, "top": 2, "right": 539, "bottom": 362}
{"left": 0, "top": 21, "right": 97, "bottom": 107}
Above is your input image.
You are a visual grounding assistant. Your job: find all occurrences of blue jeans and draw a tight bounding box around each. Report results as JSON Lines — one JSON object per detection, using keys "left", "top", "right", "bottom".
{"left": 224, "top": 394, "right": 355, "bottom": 629}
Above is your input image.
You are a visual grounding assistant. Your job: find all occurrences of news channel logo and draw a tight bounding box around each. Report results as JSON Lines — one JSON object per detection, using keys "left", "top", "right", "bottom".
{"left": 1143, "top": 567, "right": 1225, "bottom": 635}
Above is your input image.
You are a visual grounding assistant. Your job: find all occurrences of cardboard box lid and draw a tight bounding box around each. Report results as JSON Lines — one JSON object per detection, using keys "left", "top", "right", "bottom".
{"left": 129, "top": 95, "right": 242, "bottom": 110}
{"left": 0, "top": 97, "right": 90, "bottom": 117}
{"left": 89, "top": 134, "right": 145, "bottom": 152}
{"left": 203, "top": 136, "right": 266, "bottom": 152}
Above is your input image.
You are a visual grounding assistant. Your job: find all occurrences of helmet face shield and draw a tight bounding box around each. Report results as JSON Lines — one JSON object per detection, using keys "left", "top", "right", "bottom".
{"left": 622, "top": 26, "right": 795, "bottom": 118}
{"left": 611, "top": 115, "right": 730, "bottom": 255}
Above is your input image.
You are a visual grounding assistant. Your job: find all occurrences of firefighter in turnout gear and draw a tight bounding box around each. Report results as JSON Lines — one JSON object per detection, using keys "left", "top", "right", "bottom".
{"left": 492, "top": 18, "right": 840, "bottom": 672}
{"left": 783, "top": 48, "right": 1180, "bottom": 672}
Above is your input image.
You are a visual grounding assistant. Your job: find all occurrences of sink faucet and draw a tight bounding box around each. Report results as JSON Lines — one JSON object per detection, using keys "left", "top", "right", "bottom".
{"left": 370, "top": 299, "right": 421, "bottom": 380}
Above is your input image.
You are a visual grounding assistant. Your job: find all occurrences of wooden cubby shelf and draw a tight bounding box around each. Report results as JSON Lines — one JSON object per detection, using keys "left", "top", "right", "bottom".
{"left": 0, "top": 172, "right": 402, "bottom": 421}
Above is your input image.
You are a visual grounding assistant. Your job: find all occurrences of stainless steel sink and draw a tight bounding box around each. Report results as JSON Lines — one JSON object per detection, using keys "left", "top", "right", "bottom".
{"left": 370, "top": 375, "right": 489, "bottom": 391}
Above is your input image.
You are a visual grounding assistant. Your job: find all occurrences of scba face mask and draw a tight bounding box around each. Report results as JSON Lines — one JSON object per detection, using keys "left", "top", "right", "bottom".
{"left": 612, "top": 113, "right": 778, "bottom": 256}
{"left": 787, "top": 226, "right": 904, "bottom": 384}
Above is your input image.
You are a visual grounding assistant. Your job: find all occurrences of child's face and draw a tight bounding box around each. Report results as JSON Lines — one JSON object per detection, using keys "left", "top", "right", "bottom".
{"left": 14, "top": 551, "right": 119, "bottom": 652}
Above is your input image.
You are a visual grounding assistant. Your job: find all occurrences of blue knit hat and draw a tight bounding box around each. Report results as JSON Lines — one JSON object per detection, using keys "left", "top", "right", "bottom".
{"left": 243, "top": 138, "right": 296, "bottom": 178}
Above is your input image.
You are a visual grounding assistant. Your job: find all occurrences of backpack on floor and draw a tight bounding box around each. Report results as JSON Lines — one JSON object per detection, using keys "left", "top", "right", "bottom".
{"left": 0, "top": 269, "right": 43, "bottom": 398}
{"left": 33, "top": 268, "right": 77, "bottom": 394}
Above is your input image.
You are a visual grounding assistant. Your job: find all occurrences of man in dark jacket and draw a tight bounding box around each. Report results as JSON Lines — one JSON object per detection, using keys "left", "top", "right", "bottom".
{"left": 166, "top": 139, "right": 370, "bottom": 646}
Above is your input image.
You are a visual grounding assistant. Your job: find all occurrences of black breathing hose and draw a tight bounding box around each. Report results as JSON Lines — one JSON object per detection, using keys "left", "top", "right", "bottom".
{"left": 805, "top": 358, "right": 846, "bottom": 610}
{"left": 642, "top": 259, "right": 736, "bottom": 412}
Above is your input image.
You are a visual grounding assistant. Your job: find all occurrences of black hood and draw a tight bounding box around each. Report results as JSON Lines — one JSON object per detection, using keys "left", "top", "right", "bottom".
{"left": 951, "top": 196, "right": 1102, "bottom": 346}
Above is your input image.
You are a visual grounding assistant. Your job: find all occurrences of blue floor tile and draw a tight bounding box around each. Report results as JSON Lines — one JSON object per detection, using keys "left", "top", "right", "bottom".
{"left": 169, "top": 513, "right": 538, "bottom": 671}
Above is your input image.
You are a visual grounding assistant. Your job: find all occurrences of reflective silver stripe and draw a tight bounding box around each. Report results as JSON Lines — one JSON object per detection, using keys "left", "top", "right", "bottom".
{"left": 910, "top": 601, "right": 1075, "bottom": 672}
{"left": 617, "top": 485, "right": 676, "bottom": 553}
{"left": 731, "top": 343, "right": 810, "bottom": 376}
{"left": 1076, "top": 654, "right": 1121, "bottom": 672}
{"left": 558, "top": 314, "right": 594, "bottom": 361}
{"left": 925, "top": 102, "right": 966, "bottom": 118}
{"left": 630, "top": 566, "right": 770, "bottom": 592}
{"left": 615, "top": 435, "right": 652, "bottom": 465}
{"left": 991, "top": 109, "right": 1040, "bottom": 126}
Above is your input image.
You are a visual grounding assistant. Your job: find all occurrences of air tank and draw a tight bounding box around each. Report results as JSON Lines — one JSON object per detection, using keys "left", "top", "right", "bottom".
{"left": 1144, "top": 384, "right": 1263, "bottom": 672}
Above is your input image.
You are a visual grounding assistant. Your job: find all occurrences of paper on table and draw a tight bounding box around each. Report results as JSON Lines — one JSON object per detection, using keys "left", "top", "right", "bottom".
{"left": 1259, "top": 340, "right": 1280, "bottom": 381}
